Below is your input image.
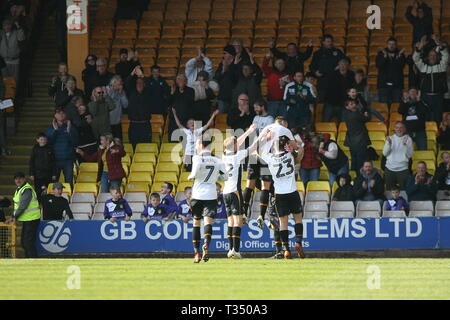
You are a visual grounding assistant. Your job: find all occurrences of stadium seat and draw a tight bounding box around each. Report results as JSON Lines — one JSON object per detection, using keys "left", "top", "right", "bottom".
{"left": 135, "top": 143, "right": 158, "bottom": 154}
{"left": 128, "top": 172, "right": 152, "bottom": 183}
{"left": 129, "top": 202, "right": 145, "bottom": 214}
{"left": 409, "top": 210, "right": 433, "bottom": 217}
{"left": 124, "top": 192, "right": 147, "bottom": 204}
{"left": 126, "top": 183, "right": 149, "bottom": 195}
{"left": 175, "top": 191, "right": 186, "bottom": 203}
{"left": 73, "top": 183, "right": 98, "bottom": 195}
{"left": 133, "top": 153, "right": 156, "bottom": 163}
{"left": 79, "top": 162, "right": 98, "bottom": 172}
{"left": 409, "top": 201, "right": 434, "bottom": 217}
{"left": 153, "top": 172, "right": 178, "bottom": 183}
{"left": 177, "top": 182, "right": 192, "bottom": 193}
{"left": 76, "top": 171, "right": 98, "bottom": 183}
{"left": 305, "top": 191, "right": 330, "bottom": 204}
{"left": 155, "top": 162, "right": 180, "bottom": 173}
{"left": 158, "top": 153, "right": 182, "bottom": 164}
{"left": 306, "top": 181, "right": 331, "bottom": 194}
{"left": 71, "top": 192, "right": 96, "bottom": 204}
{"left": 412, "top": 150, "right": 435, "bottom": 161}
{"left": 356, "top": 201, "right": 381, "bottom": 218}
{"left": 72, "top": 213, "right": 91, "bottom": 221}
{"left": 304, "top": 202, "right": 329, "bottom": 219}
{"left": 160, "top": 143, "right": 183, "bottom": 154}
{"left": 366, "top": 122, "right": 387, "bottom": 134}
{"left": 130, "top": 163, "right": 154, "bottom": 174}
{"left": 435, "top": 201, "right": 450, "bottom": 217}
{"left": 382, "top": 209, "right": 406, "bottom": 218}
{"left": 91, "top": 212, "right": 105, "bottom": 220}
{"left": 69, "top": 203, "right": 93, "bottom": 217}
{"left": 329, "top": 201, "right": 355, "bottom": 218}
{"left": 96, "top": 193, "right": 111, "bottom": 204}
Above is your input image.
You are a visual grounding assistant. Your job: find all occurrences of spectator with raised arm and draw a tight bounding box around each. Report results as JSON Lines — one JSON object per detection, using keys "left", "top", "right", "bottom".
{"left": 310, "top": 34, "right": 348, "bottom": 102}
{"left": 48, "top": 62, "right": 72, "bottom": 100}
{"left": 125, "top": 65, "right": 153, "bottom": 149}
{"left": 185, "top": 47, "right": 214, "bottom": 85}
{"left": 188, "top": 71, "right": 219, "bottom": 124}
{"left": 398, "top": 88, "right": 428, "bottom": 150}
{"left": 106, "top": 75, "right": 128, "bottom": 140}
{"left": 215, "top": 45, "right": 238, "bottom": 114}
{"left": 406, "top": 161, "right": 437, "bottom": 201}
{"left": 262, "top": 50, "right": 290, "bottom": 117}
{"left": 54, "top": 76, "right": 84, "bottom": 108}
{"left": 46, "top": 109, "right": 78, "bottom": 184}
{"left": 168, "top": 73, "right": 195, "bottom": 142}
{"left": 383, "top": 121, "right": 414, "bottom": 191}
{"left": 344, "top": 100, "right": 371, "bottom": 172}
{"left": 376, "top": 38, "right": 406, "bottom": 104}
{"left": 269, "top": 40, "right": 313, "bottom": 75}
{"left": 406, "top": 0, "right": 433, "bottom": 45}
{"left": 115, "top": 49, "right": 139, "bottom": 80}
{"left": 88, "top": 86, "right": 116, "bottom": 138}
{"left": 318, "top": 133, "right": 349, "bottom": 188}
{"left": 76, "top": 134, "right": 126, "bottom": 193}
{"left": 146, "top": 65, "right": 170, "bottom": 116}
{"left": 231, "top": 50, "right": 263, "bottom": 109}
{"left": 413, "top": 35, "right": 448, "bottom": 124}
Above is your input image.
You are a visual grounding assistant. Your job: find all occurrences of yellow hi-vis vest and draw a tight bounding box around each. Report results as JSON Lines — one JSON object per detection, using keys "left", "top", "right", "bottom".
{"left": 13, "top": 183, "right": 41, "bottom": 221}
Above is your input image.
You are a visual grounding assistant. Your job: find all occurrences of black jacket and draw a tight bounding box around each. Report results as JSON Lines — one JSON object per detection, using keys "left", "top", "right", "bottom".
{"left": 433, "top": 162, "right": 450, "bottom": 191}
{"left": 406, "top": 172, "right": 437, "bottom": 201}
{"left": 332, "top": 174, "right": 354, "bottom": 202}
{"left": 325, "top": 70, "right": 355, "bottom": 106}
{"left": 227, "top": 108, "right": 254, "bottom": 132}
{"left": 168, "top": 86, "right": 195, "bottom": 124}
{"left": 29, "top": 144, "right": 57, "bottom": 178}
{"left": 215, "top": 63, "right": 239, "bottom": 104}
{"left": 376, "top": 49, "right": 406, "bottom": 89}
{"left": 54, "top": 88, "right": 84, "bottom": 108}
{"left": 125, "top": 76, "right": 153, "bottom": 122}
{"left": 145, "top": 76, "right": 170, "bottom": 115}
{"left": 353, "top": 169, "right": 385, "bottom": 201}
{"left": 271, "top": 45, "right": 313, "bottom": 75}
{"left": 398, "top": 100, "right": 428, "bottom": 132}
{"left": 115, "top": 60, "right": 139, "bottom": 80}
{"left": 310, "top": 47, "right": 348, "bottom": 90}
{"left": 437, "top": 126, "right": 450, "bottom": 150}
{"left": 344, "top": 111, "right": 371, "bottom": 149}
{"left": 405, "top": 4, "right": 433, "bottom": 44}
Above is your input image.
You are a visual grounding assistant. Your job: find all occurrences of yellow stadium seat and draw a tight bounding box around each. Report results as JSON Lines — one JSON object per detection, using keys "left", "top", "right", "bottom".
{"left": 156, "top": 162, "right": 180, "bottom": 173}
{"left": 135, "top": 143, "right": 159, "bottom": 154}
{"left": 370, "top": 141, "right": 385, "bottom": 152}
{"left": 179, "top": 172, "right": 191, "bottom": 182}
{"left": 366, "top": 122, "right": 387, "bottom": 134}
{"left": 158, "top": 153, "right": 182, "bottom": 164}
{"left": 306, "top": 181, "right": 331, "bottom": 194}
{"left": 315, "top": 122, "right": 337, "bottom": 135}
{"left": 73, "top": 183, "right": 97, "bottom": 195}
{"left": 126, "top": 182, "right": 149, "bottom": 194}
{"left": 153, "top": 172, "right": 178, "bottom": 183}
{"left": 296, "top": 181, "right": 305, "bottom": 195}
{"left": 121, "top": 154, "right": 131, "bottom": 166}
{"left": 413, "top": 150, "right": 436, "bottom": 161}
{"left": 133, "top": 153, "right": 156, "bottom": 163}
{"left": 130, "top": 163, "right": 154, "bottom": 173}
{"left": 160, "top": 143, "right": 183, "bottom": 154}
{"left": 47, "top": 183, "right": 72, "bottom": 196}
{"left": 426, "top": 122, "right": 438, "bottom": 133}
{"left": 369, "top": 132, "right": 386, "bottom": 142}
{"left": 76, "top": 172, "right": 98, "bottom": 183}
{"left": 122, "top": 164, "right": 129, "bottom": 176}
{"left": 319, "top": 169, "right": 329, "bottom": 181}
{"left": 123, "top": 143, "right": 133, "bottom": 155}
{"left": 128, "top": 172, "right": 152, "bottom": 183}
{"left": 79, "top": 162, "right": 98, "bottom": 172}
{"left": 338, "top": 122, "right": 347, "bottom": 133}
{"left": 177, "top": 182, "right": 192, "bottom": 192}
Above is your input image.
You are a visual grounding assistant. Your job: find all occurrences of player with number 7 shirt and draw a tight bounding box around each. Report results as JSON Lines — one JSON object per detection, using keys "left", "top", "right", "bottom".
{"left": 188, "top": 133, "right": 227, "bottom": 263}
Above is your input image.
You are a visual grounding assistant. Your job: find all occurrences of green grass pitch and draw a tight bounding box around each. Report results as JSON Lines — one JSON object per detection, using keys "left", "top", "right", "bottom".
{"left": 1, "top": 258, "right": 450, "bottom": 300}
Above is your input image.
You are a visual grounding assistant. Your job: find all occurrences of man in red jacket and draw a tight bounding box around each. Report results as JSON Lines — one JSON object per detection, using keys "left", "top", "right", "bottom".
{"left": 262, "top": 52, "right": 290, "bottom": 118}
{"left": 76, "top": 134, "right": 126, "bottom": 193}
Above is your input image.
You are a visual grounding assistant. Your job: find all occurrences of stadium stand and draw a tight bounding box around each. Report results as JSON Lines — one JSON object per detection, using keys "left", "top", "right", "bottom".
{"left": 1, "top": 0, "right": 450, "bottom": 238}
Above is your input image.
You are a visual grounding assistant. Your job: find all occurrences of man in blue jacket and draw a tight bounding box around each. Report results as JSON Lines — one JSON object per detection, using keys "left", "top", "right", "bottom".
{"left": 406, "top": 161, "right": 438, "bottom": 201}
{"left": 46, "top": 109, "right": 78, "bottom": 184}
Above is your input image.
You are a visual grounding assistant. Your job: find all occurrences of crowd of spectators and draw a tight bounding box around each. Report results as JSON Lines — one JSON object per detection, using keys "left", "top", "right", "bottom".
{"left": 7, "top": 0, "right": 450, "bottom": 221}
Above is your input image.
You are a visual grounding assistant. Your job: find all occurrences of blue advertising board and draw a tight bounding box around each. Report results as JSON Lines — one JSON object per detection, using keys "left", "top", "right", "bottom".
{"left": 36, "top": 218, "right": 449, "bottom": 254}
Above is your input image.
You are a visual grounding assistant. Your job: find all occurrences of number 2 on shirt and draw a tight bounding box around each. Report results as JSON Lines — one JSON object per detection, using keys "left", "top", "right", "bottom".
{"left": 276, "top": 159, "right": 294, "bottom": 178}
